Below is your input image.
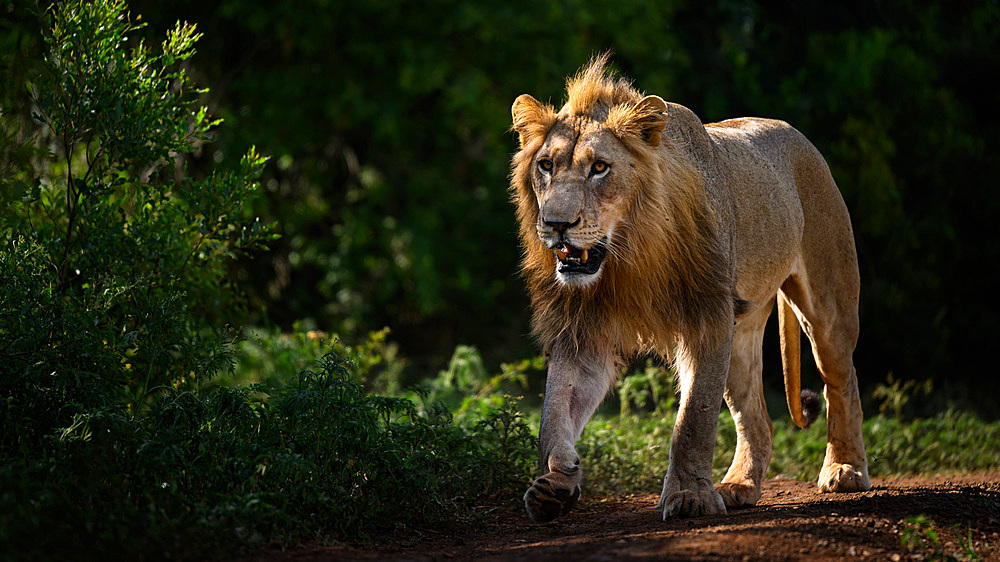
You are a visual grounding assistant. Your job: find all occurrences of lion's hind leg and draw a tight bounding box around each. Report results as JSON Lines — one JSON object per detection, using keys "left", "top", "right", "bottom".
{"left": 716, "top": 303, "right": 774, "bottom": 508}
{"left": 812, "top": 339, "right": 869, "bottom": 493}
{"left": 814, "top": 358, "right": 869, "bottom": 492}
{"left": 780, "top": 141, "right": 870, "bottom": 493}
{"left": 781, "top": 266, "right": 869, "bottom": 493}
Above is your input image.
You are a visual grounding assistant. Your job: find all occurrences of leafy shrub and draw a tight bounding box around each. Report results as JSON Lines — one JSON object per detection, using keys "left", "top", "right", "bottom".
{"left": 0, "top": 341, "right": 537, "bottom": 559}
{"left": 872, "top": 372, "right": 934, "bottom": 420}
{"left": 226, "top": 326, "right": 405, "bottom": 395}
{"left": 0, "top": 4, "right": 270, "bottom": 552}
{"left": 1, "top": 3, "right": 537, "bottom": 559}
{"left": 419, "top": 345, "right": 544, "bottom": 419}
{"left": 1, "top": 0, "right": 271, "bottom": 430}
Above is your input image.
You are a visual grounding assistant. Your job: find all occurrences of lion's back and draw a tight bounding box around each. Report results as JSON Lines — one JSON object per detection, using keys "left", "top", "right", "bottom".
{"left": 702, "top": 117, "right": 841, "bottom": 303}
{"left": 705, "top": 117, "right": 840, "bottom": 209}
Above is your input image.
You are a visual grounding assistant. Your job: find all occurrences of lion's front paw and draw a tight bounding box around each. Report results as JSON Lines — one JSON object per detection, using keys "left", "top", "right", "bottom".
{"left": 657, "top": 488, "right": 727, "bottom": 520}
{"left": 524, "top": 472, "right": 581, "bottom": 523}
{"left": 818, "top": 462, "right": 870, "bottom": 493}
{"left": 714, "top": 482, "right": 761, "bottom": 508}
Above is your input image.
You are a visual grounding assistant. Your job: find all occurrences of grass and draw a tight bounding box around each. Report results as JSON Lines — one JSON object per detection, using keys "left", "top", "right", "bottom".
{"left": 901, "top": 515, "right": 986, "bottom": 561}
{"left": 576, "top": 363, "right": 1000, "bottom": 495}
{"left": 579, "top": 407, "right": 1000, "bottom": 495}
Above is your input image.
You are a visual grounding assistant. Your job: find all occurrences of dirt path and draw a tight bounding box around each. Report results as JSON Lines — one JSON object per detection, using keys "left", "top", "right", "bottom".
{"left": 250, "top": 473, "right": 1000, "bottom": 561}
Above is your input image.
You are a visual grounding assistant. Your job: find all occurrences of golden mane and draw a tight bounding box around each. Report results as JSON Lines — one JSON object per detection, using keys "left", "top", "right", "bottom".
{"left": 510, "top": 57, "right": 733, "bottom": 361}
{"left": 563, "top": 53, "right": 638, "bottom": 118}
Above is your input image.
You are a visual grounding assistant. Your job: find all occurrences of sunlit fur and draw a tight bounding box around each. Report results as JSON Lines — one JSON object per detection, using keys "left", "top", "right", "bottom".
{"left": 510, "top": 55, "right": 733, "bottom": 363}
{"left": 514, "top": 56, "right": 869, "bottom": 523}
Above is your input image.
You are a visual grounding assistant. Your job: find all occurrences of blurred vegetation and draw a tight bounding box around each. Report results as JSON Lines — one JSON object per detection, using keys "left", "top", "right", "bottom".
{"left": 130, "top": 0, "right": 1000, "bottom": 413}
{"left": 5, "top": 0, "right": 999, "bottom": 412}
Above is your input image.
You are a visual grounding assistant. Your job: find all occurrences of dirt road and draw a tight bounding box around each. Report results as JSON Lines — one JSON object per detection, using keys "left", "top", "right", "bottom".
{"left": 251, "top": 473, "right": 1000, "bottom": 561}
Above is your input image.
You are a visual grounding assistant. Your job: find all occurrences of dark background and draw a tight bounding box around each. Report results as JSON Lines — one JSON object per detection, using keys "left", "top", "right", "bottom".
{"left": 5, "top": 0, "right": 998, "bottom": 415}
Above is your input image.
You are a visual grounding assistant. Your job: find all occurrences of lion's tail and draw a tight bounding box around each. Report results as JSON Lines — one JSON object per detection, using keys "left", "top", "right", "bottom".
{"left": 779, "top": 291, "right": 822, "bottom": 428}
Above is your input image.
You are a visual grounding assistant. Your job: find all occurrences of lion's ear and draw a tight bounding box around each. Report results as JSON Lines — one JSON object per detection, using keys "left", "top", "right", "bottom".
{"left": 511, "top": 94, "right": 556, "bottom": 148}
{"left": 611, "top": 95, "right": 668, "bottom": 147}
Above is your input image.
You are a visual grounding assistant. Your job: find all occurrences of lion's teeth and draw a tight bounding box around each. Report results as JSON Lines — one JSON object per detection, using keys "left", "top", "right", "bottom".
{"left": 580, "top": 249, "right": 589, "bottom": 264}
{"left": 556, "top": 246, "right": 569, "bottom": 261}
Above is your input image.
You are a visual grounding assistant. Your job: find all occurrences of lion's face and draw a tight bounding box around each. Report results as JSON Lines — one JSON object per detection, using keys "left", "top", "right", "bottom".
{"left": 512, "top": 90, "right": 668, "bottom": 288}
{"left": 530, "top": 119, "right": 636, "bottom": 287}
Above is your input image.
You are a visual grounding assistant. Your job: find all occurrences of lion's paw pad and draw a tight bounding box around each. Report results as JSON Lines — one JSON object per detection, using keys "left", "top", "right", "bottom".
{"left": 524, "top": 474, "right": 581, "bottom": 523}
{"left": 657, "top": 488, "right": 727, "bottom": 520}
{"left": 818, "top": 462, "right": 870, "bottom": 493}
{"left": 714, "top": 482, "right": 761, "bottom": 508}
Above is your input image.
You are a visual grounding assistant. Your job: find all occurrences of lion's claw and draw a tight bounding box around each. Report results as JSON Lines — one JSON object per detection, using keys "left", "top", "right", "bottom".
{"left": 524, "top": 473, "right": 581, "bottom": 523}
{"left": 657, "top": 488, "right": 727, "bottom": 520}
{"left": 818, "top": 462, "right": 870, "bottom": 492}
{"left": 714, "top": 482, "right": 761, "bottom": 508}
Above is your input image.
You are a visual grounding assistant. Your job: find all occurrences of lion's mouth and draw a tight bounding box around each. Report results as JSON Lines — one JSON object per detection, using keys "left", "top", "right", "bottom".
{"left": 555, "top": 238, "right": 608, "bottom": 275}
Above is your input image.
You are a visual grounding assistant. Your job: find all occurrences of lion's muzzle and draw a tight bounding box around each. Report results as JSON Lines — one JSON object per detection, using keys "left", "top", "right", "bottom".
{"left": 555, "top": 238, "right": 608, "bottom": 276}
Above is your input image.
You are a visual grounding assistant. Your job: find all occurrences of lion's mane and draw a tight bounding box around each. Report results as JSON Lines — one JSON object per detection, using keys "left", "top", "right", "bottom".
{"left": 510, "top": 57, "right": 735, "bottom": 361}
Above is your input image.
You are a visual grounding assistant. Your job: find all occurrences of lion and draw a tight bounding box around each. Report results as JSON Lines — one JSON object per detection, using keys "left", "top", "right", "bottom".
{"left": 509, "top": 55, "right": 870, "bottom": 523}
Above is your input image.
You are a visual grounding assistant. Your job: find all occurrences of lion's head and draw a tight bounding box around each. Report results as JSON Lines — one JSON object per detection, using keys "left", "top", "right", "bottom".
{"left": 511, "top": 64, "right": 669, "bottom": 288}
{"left": 510, "top": 56, "right": 732, "bottom": 354}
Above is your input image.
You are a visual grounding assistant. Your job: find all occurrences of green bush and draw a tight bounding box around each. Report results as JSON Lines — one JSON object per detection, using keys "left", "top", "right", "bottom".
{"left": 0, "top": 2, "right": 537, "bottom": 558}
{"left": 418, "top": 345, "right": 544, "bottom": 418}
{"left": 1, "top": 0, "right": 271, "bottom": 424}
{"left": 225, "top": 326, "right": 405, "bottom": 395}
{"left": 0, "top": 340, "right": 537, "bottom": 559}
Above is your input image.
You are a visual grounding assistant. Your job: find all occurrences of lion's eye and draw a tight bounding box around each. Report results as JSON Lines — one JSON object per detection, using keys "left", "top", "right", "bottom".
{"left": 537, "top": 159, "right": 553, "bottom": 173}
{"left": 591, "top": 161, "right": 609, "bottom": 176}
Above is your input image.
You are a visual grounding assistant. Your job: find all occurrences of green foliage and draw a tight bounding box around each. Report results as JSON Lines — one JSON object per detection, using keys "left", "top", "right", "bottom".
{"left": 1, "top": 5, "right": 537, "bottom": 559}
{"left": 902, "top": 516, "right": 944, "bottom": 554}
{"left": 577, "top": 362, "right": 678, "bottom": 493}
{"left": 955, "top": 526, "right": 986, "bottom": 562}
{"left": 766, "top": 416, "right": 828, "bottom": 481}
{"left": 873, "top": 373, "right": 934, "bottom": 420}
{"left": 579, "top": 404, "right": 1000, "bottom": 495}
{"left": 229, "top": 326, "right": 405, "bottom": 395}
{"left": 2, "top": 0, "right": 269, "bottom": 460}
{"left": 119, "top": 1, "right": 1000, "bottom": 412}
{"left": 617, "top": 360, "right": 677, "bottom": 418}
{"left": 2, "top": 0, "right": 272, "bottom": 412}
{"left": 0, "top": 342, "right": 537, "bottom": 559}
{"left": 575, "top": 362, "right": 1000, "bottom": 494}
{"left": 864, "top": 410, "right": 1000, "bottom": 477}
{"left": 420, "top": 345, "right": 543, "bottom": 418}
{"left": 901, "top": 515, "right": 983, "bottom": 561}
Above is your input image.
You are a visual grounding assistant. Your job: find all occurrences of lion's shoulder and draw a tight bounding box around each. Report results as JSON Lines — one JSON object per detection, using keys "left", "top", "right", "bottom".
{"left": 705, "top": 117, "right": 791, "bottom": 131}
{"left": 704, "top": 117, "right": 811, "bottom": 152}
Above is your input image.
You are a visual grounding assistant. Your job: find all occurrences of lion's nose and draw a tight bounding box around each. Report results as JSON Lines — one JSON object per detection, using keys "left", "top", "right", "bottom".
{"left": 544, "top": 217, "right": 581, "bottom": 233}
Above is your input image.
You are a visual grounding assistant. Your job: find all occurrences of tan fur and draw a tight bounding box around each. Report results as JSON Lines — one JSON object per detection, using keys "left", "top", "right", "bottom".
{"left": 511, "top": 68, "right": 731, "bottom": 358}
{"left": 512, "top": 56, "right": 870, "bottom": 523}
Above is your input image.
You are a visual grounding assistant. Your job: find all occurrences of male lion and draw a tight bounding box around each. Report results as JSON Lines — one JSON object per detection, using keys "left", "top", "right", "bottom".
{"left": 510, "top": 56, "right": 869, "bottom": 523}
